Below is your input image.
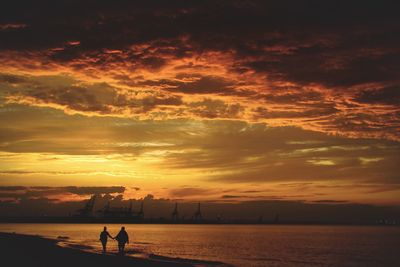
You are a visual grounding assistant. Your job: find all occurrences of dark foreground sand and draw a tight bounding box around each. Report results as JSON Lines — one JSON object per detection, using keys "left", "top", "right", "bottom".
{"left": 0, "top": 232, "right": 225, "bottom": 267}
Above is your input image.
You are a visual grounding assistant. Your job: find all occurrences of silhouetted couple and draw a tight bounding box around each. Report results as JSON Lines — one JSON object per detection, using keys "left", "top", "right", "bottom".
{"left": 100, "top": 226, "right": 129, "bottom": 255}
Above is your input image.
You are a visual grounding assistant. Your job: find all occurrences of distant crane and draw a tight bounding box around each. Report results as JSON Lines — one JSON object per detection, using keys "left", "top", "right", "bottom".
{"left": 75, "top": 196, "right": 143, "bottom": 221}
{"left": 171, "top": 203, "right": 179, "bottom": 221}
{"left": 137, "top": 201, "right": 144, "bottom": 219}
{"left": 193, "top": 203, "right": 202, "bottom": 221}
{"left": 77, "top": 195, "right": 96, "bottom": 217}
{"left": 101, "top": 201, "right": 111, "bottom": 217}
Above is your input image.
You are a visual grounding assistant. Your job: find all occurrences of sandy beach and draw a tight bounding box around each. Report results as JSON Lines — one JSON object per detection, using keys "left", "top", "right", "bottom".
{"left": 0, "top": 232, "right": 223, "bottom": 267}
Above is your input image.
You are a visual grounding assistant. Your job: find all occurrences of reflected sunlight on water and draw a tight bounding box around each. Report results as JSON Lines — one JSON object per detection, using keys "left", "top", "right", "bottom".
{"left": 0, "top": 224, "right": 399, "bottom": 267}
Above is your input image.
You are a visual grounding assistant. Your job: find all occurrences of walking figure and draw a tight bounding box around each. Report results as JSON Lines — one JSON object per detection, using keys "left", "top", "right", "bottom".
{"left": 115, "top": 226, "right": 129, "bottom": 255}
{"left": 99, "top": 226, "right": 113, "bottom": 253}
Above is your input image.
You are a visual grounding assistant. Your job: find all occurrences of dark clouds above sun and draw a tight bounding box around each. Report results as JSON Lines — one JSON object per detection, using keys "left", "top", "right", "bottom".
{"left": 1, "top": 0, "right": 399, "bottom": 139}
{"left": 0, "top": 0, "right": 399, "bottom": 212}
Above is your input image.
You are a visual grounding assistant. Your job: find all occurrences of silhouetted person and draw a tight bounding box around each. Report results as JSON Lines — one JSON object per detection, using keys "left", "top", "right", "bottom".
{"left": 99, "top": 226, "right": 113, "bottom": 253}
{"left": 115, "top": 226, "right": 129, "bottom": 255}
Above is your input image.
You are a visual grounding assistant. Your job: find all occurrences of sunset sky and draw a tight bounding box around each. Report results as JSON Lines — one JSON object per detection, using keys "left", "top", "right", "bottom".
{"left": 0, "top": 1, "right": 399, "bottom": 218}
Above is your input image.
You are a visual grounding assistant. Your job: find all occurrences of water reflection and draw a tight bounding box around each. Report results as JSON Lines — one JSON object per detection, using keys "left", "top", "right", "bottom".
{"left": 0, "top": 224, "right": 399, "bottom": 267}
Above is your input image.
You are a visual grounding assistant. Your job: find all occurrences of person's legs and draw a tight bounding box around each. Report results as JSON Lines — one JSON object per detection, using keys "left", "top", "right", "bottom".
{"left": 121, "top": 243, "right": 125, "bottom": 255}
{"left": 101, "top": 241, "right": 107, "bottom": 253}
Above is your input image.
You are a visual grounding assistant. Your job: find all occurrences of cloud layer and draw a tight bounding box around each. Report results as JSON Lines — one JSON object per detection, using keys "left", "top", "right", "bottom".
{"left": 0, "top": 106, "right": 399, "bottom": 205}
{"left": 0, "top": 1, "right": 399, "bottom": 211}
{"left": 0, "top": 0, "right": 399, "bottom": 139}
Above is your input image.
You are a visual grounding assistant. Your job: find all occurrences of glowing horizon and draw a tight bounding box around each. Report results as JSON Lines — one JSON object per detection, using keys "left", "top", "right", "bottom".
{"left": 1, "top": 1, "right": 399, "bottom": 213}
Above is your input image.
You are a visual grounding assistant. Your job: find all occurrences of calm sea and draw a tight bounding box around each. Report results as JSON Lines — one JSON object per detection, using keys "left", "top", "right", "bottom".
{"left": 0, "top": 224, "right": 399, "bottom": 267}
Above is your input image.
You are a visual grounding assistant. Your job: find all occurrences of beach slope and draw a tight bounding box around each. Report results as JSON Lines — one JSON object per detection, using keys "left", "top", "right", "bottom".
{"left": 0, "top": 232, "right": 205, "bottom": 267}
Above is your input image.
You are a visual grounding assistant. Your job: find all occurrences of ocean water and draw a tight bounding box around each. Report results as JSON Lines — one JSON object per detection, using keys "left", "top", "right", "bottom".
{"left": 0, "top": 224, "right": 399, "bottom": 267}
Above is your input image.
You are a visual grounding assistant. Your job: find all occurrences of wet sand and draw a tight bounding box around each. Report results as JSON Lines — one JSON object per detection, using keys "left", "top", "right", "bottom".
{"left": 0, "top": 232, "right": 224, "bottom": 267}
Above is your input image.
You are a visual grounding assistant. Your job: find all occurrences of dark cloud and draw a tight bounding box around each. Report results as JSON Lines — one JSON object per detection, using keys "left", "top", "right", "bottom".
{"left": 311, "top": 200, "right": 349, "bottom": 204}
{"left": 253, "top": 105, "right": 338, "bottom": 119}
{"left": 1, "top": 0, "right": 398, "bottom": 86}
{"left": 260, "top": 90, "right": 325, "bottom": 104}
{"left": 189, "top": 99, "right": 244, "bottom": 119}
{"left": 0, "top": 73, "right": 26, "bottom": 84}
{"left": 122, "top": 75, "right": 236, "bottom": 95}
{"left": 222, "top": 195, "right": 242, "bottom": 199}
{"left": 166, "top": 76, "right": 234, "bottom": 94}
{"left": 354, "top": 86, "right": 400, "bottom": 105}
{"left": 3, "top": 75, "right": 184, "bottom": 116}
{"left": 169, "top": 187, "right": 211, "bottom": 198}
{"left": 0, "top": 186, "right": 126, "bottom": 200}
{"left": 63, "top": 186, "right": 125, "bottom": 195}
{"left": 0, "top": 1, "right": 399, "bottom": 139}
{"left": 247, "top": 47, "right": 400, "bottom": 88}
{"left": 0, "top": 186, "right": 26, "bottom": 191}
{"left": 5, "top": 80, "right": 118, "bottom": 114}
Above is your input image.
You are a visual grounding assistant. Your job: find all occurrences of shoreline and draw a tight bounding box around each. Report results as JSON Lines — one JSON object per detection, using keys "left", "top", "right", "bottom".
{"left": 0, "top": 223, "right": 398, "bottom": 229}
{"left": 0, "top": 219, "right": 397, "bottom": 226}
{"left": 0, "top": 232, "right": 227, "bottom": 267}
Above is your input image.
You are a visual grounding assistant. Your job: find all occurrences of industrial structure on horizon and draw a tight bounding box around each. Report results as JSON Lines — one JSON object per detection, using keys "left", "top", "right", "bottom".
{"left": 74, "top": 195, "right": 204, "bottom": 223}
{"left": 75, "top": 195, "right": 145, "bottom": 220}
{"left": 0, "top": 194, "right": 397, "bottom": 225}
{"left": 71, "top": 195, "right": 288, "bottom": 224}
